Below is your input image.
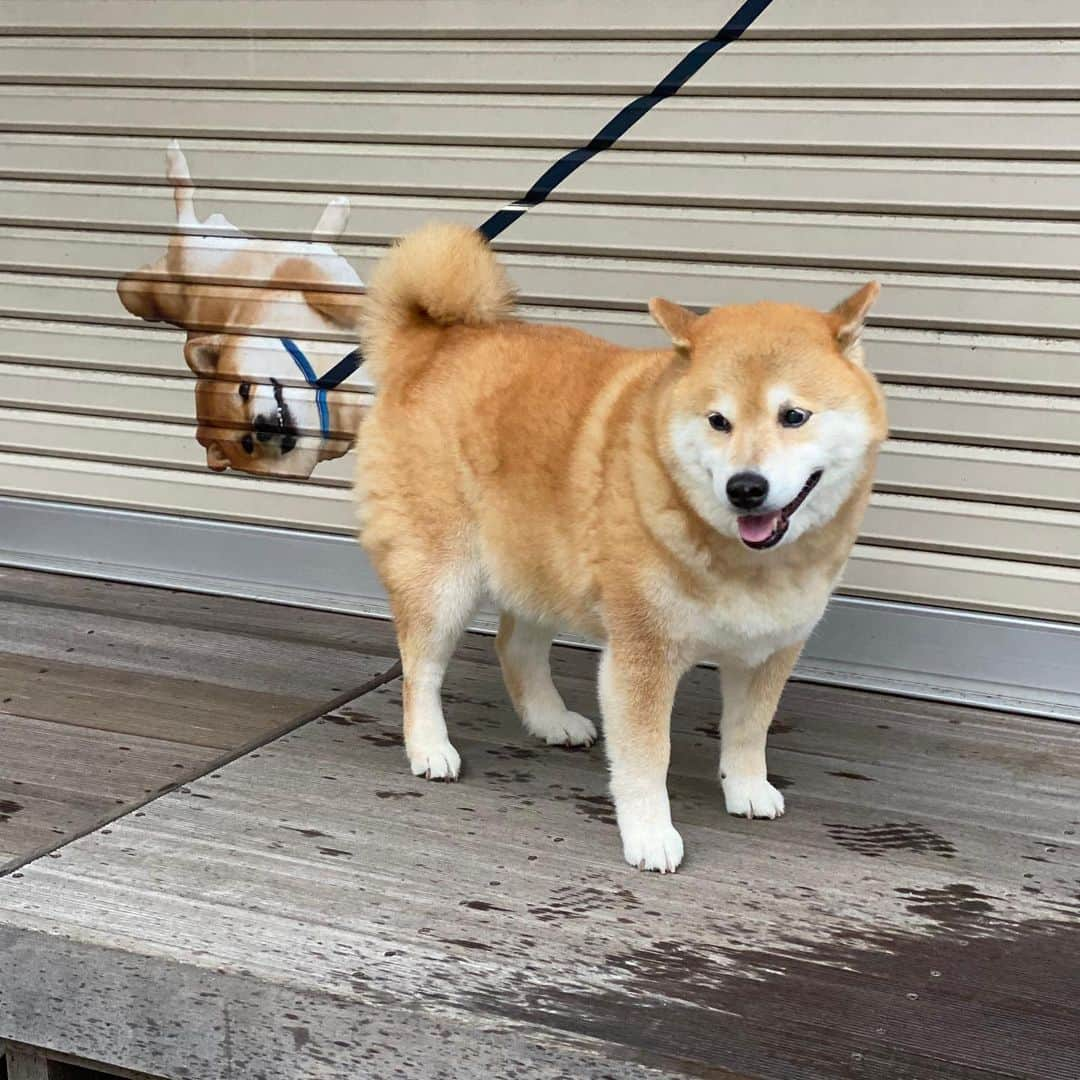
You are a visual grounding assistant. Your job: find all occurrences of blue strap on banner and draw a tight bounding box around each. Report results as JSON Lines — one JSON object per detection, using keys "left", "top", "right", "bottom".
{"left": 477, "top": 0, "right": 775, "bottom": 242}
{"left": 280, "top": 336, "right": 333, "bottom": 440}
{"left": 315, "top": 1, "right": 774, "bottom": 388}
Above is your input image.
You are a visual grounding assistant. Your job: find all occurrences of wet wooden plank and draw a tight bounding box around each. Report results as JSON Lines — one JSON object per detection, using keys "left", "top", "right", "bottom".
{"left": 0, "top": 569, "right": 400, "bottom": 870}
{"left": 0, "top": 566, "right": 400, "bottom": 661}
{"left": 0, "top": 640, "right": 1076, "bottom": 1079}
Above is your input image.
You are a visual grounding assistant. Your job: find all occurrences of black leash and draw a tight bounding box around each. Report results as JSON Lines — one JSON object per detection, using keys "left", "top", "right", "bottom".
{"left": 478, "top": 0, "right": 775, "bottom": 242}
{"left": 320, "top": 0, "right": 775, "bottom": 390}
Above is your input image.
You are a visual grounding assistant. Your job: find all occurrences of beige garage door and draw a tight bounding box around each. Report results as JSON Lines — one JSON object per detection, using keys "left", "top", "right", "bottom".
{"left": 1, "top": 1, "right": 1079, "bottom": 627}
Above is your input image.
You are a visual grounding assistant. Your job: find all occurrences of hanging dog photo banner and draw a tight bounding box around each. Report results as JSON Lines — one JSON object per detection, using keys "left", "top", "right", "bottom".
{"left": 116, "top": 0, "right": 774, "bottom": 479}
{"left": 117, "top": 143, "right": 368, "bottom": 479}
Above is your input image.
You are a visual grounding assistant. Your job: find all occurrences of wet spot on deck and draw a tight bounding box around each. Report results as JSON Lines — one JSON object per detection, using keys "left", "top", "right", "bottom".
{"left": 486, "top": 747, "right": 538, "bottom": 761}
{"left": 358, "top": 728, "right": 404, "bottom": 748}
{"left": 573, "top": 794, "right": 617, "bottom": 826}
{"left": 897, "top": 883, "right": 996, "bottom": 926}
{"left": 282, "top": 826, "right": 330, "bottom": 839}
{"left": 826, "top": 821, "right": 957, "bottom": 858}
{"left": 529, "top": 884, "right": 640, "bottom": 923}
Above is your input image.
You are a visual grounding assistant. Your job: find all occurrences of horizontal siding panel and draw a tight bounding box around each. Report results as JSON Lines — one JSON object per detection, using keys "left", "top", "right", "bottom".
{"left": 874, "top": 441, "right": 1080, "bottom": 510}
{"left": 5, "top": 405, "right": 1077, "bottom": 514}
{"left": 3, "top": 88, "right": 1080, "bottom": 159}
{"left": 0, "top": 407, "right": 231, "bottom": 475}
{"left": 841, "top": 546, "right": 1080, "bottom": 624}
{"left": 6, "top": 136, "right": 1080, "bottom": 221}
{"left": 2, "top": 449, "right": 1077, "bottom": 622}
{"left": 0, "top": 450, "right": 354, "bottom": 533}
{"left": 504, "top": 256, "right": 1080, "bottom": 338}
{"left": 5, "top": 2, "right": 1079, "bottom": 39}
{"left": 4, "top": 39, "right": 1080, "bottom": 97}
{"left": 5, "top": 316, "right": 1080, "bottom": 398}
{"left": 6, "top": 191, "right": 1080, "bottom": 279}
{"left": 5, "top": 249, "right": 1080, "bottom": 339}
{"left": 0, "top": 317, "right": 186, "bottom": 375}
{"left": 862, "top": 493, "right": 1080, "bottom": 567}
{"left": 887, "top": 386, "right": 1080, "bottom": 454}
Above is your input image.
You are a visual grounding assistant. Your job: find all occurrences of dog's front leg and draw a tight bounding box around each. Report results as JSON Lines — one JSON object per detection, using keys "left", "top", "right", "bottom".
{"left": 717, "top": 643, "right": 802, "bottom": 819}
{"left": 599, "top": 641, "right": 686, "bottom": 873}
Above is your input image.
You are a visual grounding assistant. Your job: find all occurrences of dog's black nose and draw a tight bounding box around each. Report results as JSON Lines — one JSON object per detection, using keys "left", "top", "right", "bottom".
{"left": 727, "top": 471, "right": 769, "bottom": 511}
{"left": 253, "top": 415, "right": 277, "bottom": 443}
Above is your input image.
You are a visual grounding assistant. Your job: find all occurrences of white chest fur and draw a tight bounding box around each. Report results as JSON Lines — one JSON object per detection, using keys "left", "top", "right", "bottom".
{"left": 646, "top": 560, "right": 836, "bottom": 669}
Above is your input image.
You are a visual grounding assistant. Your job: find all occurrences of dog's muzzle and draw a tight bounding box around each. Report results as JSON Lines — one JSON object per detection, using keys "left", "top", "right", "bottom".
{"left": 253, "top": 380, "right": 299, "bottom": 453}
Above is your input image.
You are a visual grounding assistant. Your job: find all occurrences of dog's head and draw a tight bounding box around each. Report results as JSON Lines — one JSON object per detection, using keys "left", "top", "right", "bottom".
{"left": 186, "top": 325, "right": 361, "bottom": 478}
{"left": 651, "top": 283, "right": 888, "bottom": 552}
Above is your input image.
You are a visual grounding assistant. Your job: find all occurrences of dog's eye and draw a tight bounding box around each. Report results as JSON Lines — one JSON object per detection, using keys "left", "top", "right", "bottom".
{"left": 707, "top": 412, "right": 731, "bottom": 433}
{"left": 238, "top": 382, "right": 251, "bottom": 401}
{"left": 240, "top": 433, "right": 255, "bottom": 454}
{"left": 780, "top": 407, "right": 812, "bottom": 428}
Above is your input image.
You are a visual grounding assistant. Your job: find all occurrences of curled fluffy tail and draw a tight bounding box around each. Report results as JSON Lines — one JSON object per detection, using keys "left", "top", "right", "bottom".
{"left": 360, "top": 222, "right": 515, "bottom": 387}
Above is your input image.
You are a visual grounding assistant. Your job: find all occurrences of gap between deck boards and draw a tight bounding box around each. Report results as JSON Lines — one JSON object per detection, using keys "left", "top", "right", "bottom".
{"left": 0, "top": 659, "right": 403, "bottom": 879}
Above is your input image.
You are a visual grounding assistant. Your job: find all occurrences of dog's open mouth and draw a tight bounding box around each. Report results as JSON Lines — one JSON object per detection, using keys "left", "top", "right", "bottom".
{"left": 737, "top": 470, "right": 824, "bottom": 550}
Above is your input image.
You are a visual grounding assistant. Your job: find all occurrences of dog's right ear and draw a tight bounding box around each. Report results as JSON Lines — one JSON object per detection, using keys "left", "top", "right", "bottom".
{"left": 649, "top": 297, "right": 697, "bottom": 356}
{"left": 184, "top": 334, "right": 224, "bottom": 375}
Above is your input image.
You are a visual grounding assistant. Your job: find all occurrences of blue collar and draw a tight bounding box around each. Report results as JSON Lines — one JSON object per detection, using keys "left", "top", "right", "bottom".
{"left": 279, "top": 337, "right": 363, "bottom": 441}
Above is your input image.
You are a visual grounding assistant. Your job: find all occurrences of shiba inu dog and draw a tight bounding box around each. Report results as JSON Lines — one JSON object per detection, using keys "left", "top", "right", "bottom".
{"left": 117, "top": 142, "right": 367, "bottom": 478}
{"left": 356, "top": 223, "right": 886, "bottom": 872}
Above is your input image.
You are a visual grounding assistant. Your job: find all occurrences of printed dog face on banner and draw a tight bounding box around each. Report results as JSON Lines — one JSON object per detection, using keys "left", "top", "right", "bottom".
{"left": 116, "top": 141, "right": 367, "bottom": 478}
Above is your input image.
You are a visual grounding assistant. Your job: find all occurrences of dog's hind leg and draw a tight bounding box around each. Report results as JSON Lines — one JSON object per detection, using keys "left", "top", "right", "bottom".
{"left": 166, "top": 139, "right": 198, "bottom": 227}
{"left": 495, "top": 614, "right": 597, "bottom": 748}
{"left": 311, "top": 196, "right": 350, "bottom": 242}
{"left": 390, "top": 562, "right": 481, "bottom": 782}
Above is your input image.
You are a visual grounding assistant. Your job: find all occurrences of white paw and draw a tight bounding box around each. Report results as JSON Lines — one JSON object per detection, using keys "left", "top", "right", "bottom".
{"left": 620, "top": 820, "right": 685, "bottom": 874}
{"left": 722, "top": 774, "right": 785, "bottom": 819}
{"left": 527, "top": 709, "right": 598, "bottom": 748}
{"left": 408, "top": 739, "right": 461, "bottom": 781}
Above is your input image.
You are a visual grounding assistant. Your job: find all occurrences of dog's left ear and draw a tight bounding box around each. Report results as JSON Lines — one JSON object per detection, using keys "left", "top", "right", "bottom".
{"left": 184, "top": 334, "right": 224, "bottom": 375}
{"left": 649, "top": 297, "right": 697, "bottom": 356}
{"left": 828, "top": 281, "right": 880, "bottom": 365}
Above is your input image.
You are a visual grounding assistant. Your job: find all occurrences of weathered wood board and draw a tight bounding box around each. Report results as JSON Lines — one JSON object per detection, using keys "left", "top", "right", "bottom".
{"left": 1, "top": 627, "right": 1076, "bottom": 1079}
{"left": 0, "top": 568, "right": 396, "bottom": 870}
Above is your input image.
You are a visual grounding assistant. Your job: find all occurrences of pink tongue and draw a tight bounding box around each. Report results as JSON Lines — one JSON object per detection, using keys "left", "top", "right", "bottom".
{"left": 738, "top": 512, "right": 781, "bottom": 544}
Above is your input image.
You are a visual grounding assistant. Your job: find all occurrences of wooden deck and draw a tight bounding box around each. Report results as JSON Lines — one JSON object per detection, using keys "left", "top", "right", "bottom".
{"left": 0, "top": 567, "right": 399, "bottom": 872}
{"left": 1, "top": 570, "right": 1078, "bottom": 1079}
